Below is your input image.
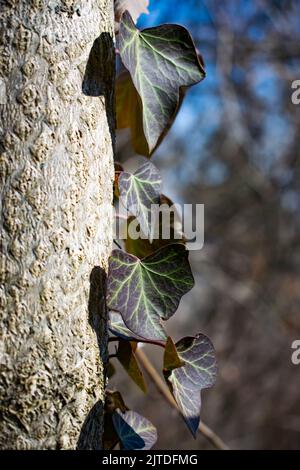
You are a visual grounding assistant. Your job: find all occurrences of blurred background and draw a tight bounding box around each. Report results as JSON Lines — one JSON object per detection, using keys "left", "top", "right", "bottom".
{"left": 111, "top": 0, "right": 300, "bottom": 449}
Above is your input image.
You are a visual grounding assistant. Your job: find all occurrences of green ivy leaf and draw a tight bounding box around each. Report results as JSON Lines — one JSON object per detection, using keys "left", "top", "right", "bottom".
{"left": 125, "top": 194, "right": 185, "bottom": 258}
{"left": 117, "top": 340, "right": 147, "bottom": 393}
{"left": 116, "top": 70, "right": 185, "bottom": 156}
{"left": 112, "top": 409, "right": 157, "bottom": 450}
{"left": 109, "top": 310, "right": 147, "bottom": 342}
{"left": 118, "top": 161, "right": 161, "bottom": 238}
{"left": 107, "top": 244, "right": 194, "bottom": 341}
{"left": 119, "top": 11, "right": 205, "bottom": 153}
{"left": 164, "top": 334, "right": 217, "bottom": 437}
{"left": 163, "top": 336, "right": 184, "bottom": 372}
{"left": 109, "top": 311, "right": 166, "bottom": 348}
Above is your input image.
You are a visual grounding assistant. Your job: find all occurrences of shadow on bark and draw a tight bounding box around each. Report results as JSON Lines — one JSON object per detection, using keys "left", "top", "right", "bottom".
{"left": 77, "top": 267, "right": 108, "bottom": 450}
{"left": 82, "top": 32, "right": 116, "bottom": 148}
{"left": 78, "top": 32, "right": 115, "bottom": 450}
{"left": 77, "top": 401, "right": 104, "bottom": 450}
{"left": 88, "top": 266, "right": 108, "bottom": 363}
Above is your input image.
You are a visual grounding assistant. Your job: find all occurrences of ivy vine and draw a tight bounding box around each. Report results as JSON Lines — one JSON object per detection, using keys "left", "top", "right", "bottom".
{"left": 104, "top": 2, "right": 218, "bottom": 450}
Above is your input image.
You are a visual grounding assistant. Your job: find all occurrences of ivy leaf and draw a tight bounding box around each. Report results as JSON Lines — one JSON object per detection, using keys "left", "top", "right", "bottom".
{"left": 163, "top": 336, "right": 184, "bottom": 372}
{"left": 164, "top": 334, "right": 217, "bottom": 437}
{"left": 112, "top": 410, "right": 157, "bottom": 450}
{"left": 109, "top": 311, "right": 166, "bottom": 347}
{"left": 114, "top": 0, "right": 149, "bottom": 24}
{"left": 125, "top": 194, "right": 185, "bottom": 258}
{"left": 116, "top": 70, "right": 185, "bottom": 156}
{"left": 118, "top": 161, "right": 162, "bottom": 238}
{"left": 117, "top": 340, "right": 147, "bottom": 393}
{"left": 107, "top": 244, "right": 194, "bottom": 341}
{"left": 116, "top": 70, "right": 148, "bottom": 156}
{"left": 119, "top": 11, "right": 205, "bottom": 153}
{"left": 109, "top": 311, "right": 147, "bottom": 342}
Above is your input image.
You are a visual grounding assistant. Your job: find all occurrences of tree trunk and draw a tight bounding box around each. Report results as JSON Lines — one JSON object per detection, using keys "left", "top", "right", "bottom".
{"left": 0, "top": 0, "right": 115, "bottom": 449}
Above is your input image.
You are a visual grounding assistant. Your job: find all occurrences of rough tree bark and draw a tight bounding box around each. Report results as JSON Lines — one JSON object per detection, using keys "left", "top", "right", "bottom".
{"left": 0, "top": 0, "right": 115, "bottom": 449}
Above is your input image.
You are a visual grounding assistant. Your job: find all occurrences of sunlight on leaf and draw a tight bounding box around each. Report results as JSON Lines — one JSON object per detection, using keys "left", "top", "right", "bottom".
{"left": 164, "top": 334, "right": 217, "bottom": 437}
{"left": 119, "top": 11, "right": 205, "bottom": 152}
{"left": 107, "top": 244, "right": 194, "bottom": 341}
{"left": 116, "top": 70, "right": 185, "bottom": 156}
{"left": 109, "top": 311, "right": 148, "bottom": 342}
{"left": 112, "top": 410, "right": 157, "bottom": 450}
{"left": 118, "top": 161, "right": 161, "bottom": 238}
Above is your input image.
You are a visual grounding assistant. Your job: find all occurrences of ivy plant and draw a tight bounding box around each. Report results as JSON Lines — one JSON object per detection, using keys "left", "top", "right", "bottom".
{"left": 104, "top": 2, "right": 217, "bottom": 450}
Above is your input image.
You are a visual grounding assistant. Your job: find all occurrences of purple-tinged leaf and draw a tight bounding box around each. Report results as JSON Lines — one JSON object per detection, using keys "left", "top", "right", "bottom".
{"left": 118, "top": 161, "right": 161, "bottom": 238}
{"left": 107, "top": 244, "right": 194, "bottom": 341}
{"left": 109, "top": 311, "right": 166, "bottom": 348}
{"left": 117, "top": 341, "right": 147, "bottom": 393}
{"left": 112, "top": 410, "right": 157, "bottom": 450}
{"left": 116, "top": 70, "right": 185, "bottom": 156}
{"left": 109, "top": 311, "right": 147, "bottom": 342}
{"left": 119, "top": 11, "right": 205, "bottom": 153}
{"left": 165, "top": 334, "right": 217, "bottom": 437}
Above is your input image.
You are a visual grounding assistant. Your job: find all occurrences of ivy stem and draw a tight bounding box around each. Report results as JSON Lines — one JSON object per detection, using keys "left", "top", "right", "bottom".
{"left": 135, "top": 348, "right": 230, "bottom": 451}
{"left": 109, "top": 335, "right": 165, "bottom": 348}
{"left": 138, "top": 339, "right": 165, "bottom": 348}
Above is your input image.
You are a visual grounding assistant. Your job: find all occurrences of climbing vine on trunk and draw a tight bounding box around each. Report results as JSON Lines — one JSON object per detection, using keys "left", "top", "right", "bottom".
{"left": 104, "top": 3, "right": 218, "bottom": 450}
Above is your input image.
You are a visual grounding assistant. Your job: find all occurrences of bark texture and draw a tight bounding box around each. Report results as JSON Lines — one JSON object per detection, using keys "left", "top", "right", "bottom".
{"left": 0, "top": 0, "right": 115, "bottom": 449}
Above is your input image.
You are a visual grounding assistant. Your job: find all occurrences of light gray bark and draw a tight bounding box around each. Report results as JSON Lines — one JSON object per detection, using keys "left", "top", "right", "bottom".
{"left": 0, "top": 0, "right": 115, "bottom": 449}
